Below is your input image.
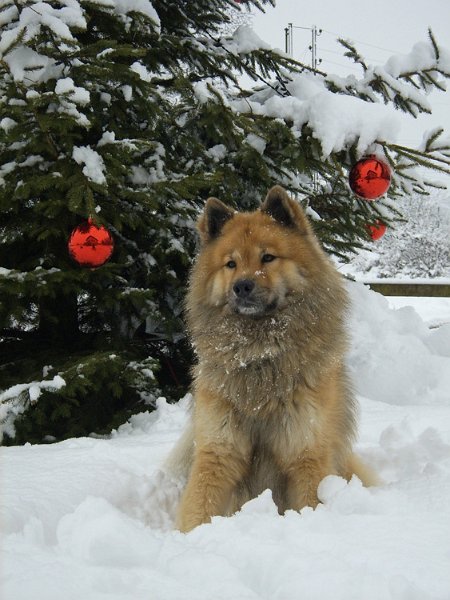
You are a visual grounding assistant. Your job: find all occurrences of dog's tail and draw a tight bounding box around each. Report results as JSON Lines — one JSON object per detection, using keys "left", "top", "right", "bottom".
{"left": 347, "top": 453, "right": 380, "bottom": 487}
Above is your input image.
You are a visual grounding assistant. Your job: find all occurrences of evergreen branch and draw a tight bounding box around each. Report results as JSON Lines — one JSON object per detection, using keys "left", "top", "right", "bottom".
{"left": 428, "top": 28, "right": 440, "bottom": 61}
{"left": 0, "top": 24, "right": 26, "bottom": 58}
{"left": 338, "top": 38, "right": 368, "bottom": 72}
{"left": 422, "top": 71, "right": 447, "bottom": 92}
{"left": 385, "top": 144, "right": 450, "bottom": 174}
{"left": 205, "top": 31, "right": 292, "bottom": 96}
{"left": 387, "top": 142, "right": 450, "bottom": 165}
{"left": 202, "top": 30, "right": 325, "bottom": 98}
{"left": 423, "top": 127, "right": 445, "bottom": 152}
{"left": 330, "top": 31, "right": 450, "bottom": 116}
{"left": 403, "top": 75, "right": 421, "bottom": 91}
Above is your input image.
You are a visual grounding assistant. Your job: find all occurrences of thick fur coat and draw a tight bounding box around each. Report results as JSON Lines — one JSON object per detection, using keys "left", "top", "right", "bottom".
{"left": 170, "top": 186, "right": 375, "bottom": 532}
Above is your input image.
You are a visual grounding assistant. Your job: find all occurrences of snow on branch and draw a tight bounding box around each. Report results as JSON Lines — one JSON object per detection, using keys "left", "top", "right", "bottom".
{"left": 0, "top": 0, "right": 160, "bottom": 83}
{"left": 228, "top": 27, "right": 450, "bottom": 192}
{"left": 0, "top": 375, "right": 66, "bottom": 442}
{"left": 0, "top": 1, "right": 86, "bottom": 55}
{"left": 330, "top": 30, "right": 450, "bottom": 116}
{"left": 233, "top": 73, "right": 401, "bottom": 159}
{"left": 72, "top": 146, "right": 107, "bottom": 186}
{"left": 221, "top": 25, "right": 271, "bottom": 55}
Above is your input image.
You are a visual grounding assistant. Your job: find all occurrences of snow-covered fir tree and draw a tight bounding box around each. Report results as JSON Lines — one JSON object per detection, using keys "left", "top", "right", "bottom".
{"left": 1, "top": 0, "right": 449, "bottom": 443}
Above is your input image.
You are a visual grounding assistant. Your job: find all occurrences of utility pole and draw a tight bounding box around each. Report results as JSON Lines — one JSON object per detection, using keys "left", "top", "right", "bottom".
{"left": 284, "top": 23, "right": 322, "bottom": 193}
{"left": 285, "top": 23, "right": 293, "bottom": 56}
{"left": 310, "top": 25, "right": 321, "bottom": 72}
{"left": 284, "top": 23, "right": 322, "bottom": 73}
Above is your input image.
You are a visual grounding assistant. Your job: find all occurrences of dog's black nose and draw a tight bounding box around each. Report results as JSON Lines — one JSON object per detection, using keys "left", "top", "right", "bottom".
{"left": 233, "top": 279, "right": 255, "bottom": 298}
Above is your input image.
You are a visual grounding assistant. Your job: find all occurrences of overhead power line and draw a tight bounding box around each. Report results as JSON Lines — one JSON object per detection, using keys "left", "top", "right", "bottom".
{"left": 321, "top": 29, "right": 400, "bottom": 55}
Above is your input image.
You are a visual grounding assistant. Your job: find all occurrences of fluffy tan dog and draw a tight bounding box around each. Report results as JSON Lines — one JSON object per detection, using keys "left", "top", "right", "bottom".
{"left": 172, "top": 185, "right": 374, "bottom": 532}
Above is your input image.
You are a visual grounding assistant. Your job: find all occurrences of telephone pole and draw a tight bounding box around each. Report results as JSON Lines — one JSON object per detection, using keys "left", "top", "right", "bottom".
{"left": 284, "top": 23, "right": 322, "bottom": 73}
{"left": 284, "top": 24, "right": 322, "bottom": 193}
{"left": 285, "top": 23, "right": 293, "bottom": 56}
{"left": 310, "top": 25, "right": 321, "bottom": 71}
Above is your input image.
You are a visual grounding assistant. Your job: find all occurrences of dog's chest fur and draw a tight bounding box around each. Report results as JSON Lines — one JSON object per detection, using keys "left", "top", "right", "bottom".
{"left": 190, "top": 285, "right": 347, "bottom": 414}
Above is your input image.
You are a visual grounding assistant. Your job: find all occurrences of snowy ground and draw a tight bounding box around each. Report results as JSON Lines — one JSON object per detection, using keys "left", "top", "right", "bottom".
{"left": 1, "top": 282, "right": 450, "bottom": 600}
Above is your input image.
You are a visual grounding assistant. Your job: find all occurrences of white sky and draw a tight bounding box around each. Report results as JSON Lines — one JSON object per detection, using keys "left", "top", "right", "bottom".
{"left": 251, "top": 0, "right": 450, "bottom": 150}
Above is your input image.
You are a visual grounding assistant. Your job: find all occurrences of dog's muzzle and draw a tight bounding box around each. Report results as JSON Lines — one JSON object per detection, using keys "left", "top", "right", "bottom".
{"left": 231, "top": 279, "right": 277, "bottom": 317}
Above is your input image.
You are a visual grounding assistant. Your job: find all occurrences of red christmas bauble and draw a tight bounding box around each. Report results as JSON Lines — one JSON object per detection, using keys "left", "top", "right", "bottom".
{"left": 349, "top": 156, "right": 391, "bottom": 200}
{"left": 68, "top": 218, "right": 114, "bottom": 267}
{"left": 366, "top": 220, "right": 387, "bottom": 240}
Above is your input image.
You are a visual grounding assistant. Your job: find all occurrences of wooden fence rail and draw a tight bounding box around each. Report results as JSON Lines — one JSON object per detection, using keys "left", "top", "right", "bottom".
{"left": 361, "top": 282, "right": 450, "bottom": 297}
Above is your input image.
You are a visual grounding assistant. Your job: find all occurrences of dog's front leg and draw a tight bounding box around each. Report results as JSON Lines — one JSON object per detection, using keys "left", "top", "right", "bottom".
{"left": 176, "top": 444, "right": 247, "bottom": 532}
{"left": 285, "top": 452, "right": 331, "bottom": 511}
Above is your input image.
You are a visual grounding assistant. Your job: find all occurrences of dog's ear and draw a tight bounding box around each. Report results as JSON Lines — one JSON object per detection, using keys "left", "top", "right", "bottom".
{"left": 197, "top": 197, "right": 234, "bottom": 243}
{"left": 261, "top": 185, "right": 310, "bottom": 234}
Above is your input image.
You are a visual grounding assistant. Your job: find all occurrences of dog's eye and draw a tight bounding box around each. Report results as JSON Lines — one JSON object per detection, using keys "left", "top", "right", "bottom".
{"left": 225, "top": 260, "right": 236, "bottom": 269}
{"left": 261, "top": 254, "right": 276, "bottom": 263}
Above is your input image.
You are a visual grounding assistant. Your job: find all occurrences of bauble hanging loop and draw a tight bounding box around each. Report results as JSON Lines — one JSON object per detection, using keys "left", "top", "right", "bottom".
{"left": 349, "top": 156, "right": 391, "bottom": 200}
{"left": 68, "top": 217, "right": 114, "bottom": 268}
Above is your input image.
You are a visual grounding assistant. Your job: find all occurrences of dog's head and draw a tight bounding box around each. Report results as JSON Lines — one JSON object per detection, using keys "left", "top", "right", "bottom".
{"left": 192, "top": 186, "right": 327, "bottom": 319}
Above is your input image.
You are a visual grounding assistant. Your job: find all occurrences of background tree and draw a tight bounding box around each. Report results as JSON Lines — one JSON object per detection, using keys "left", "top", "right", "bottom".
{"left": 1, "top": 0, "right": 449, "bottom": 444}
{"left": 345, "top": 191, "right": 450, "bottom": 279}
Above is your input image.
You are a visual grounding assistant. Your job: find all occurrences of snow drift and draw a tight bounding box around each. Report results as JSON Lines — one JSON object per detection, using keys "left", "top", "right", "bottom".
{"left": 1, "top": 282, "right": 450, "bottom": 600}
